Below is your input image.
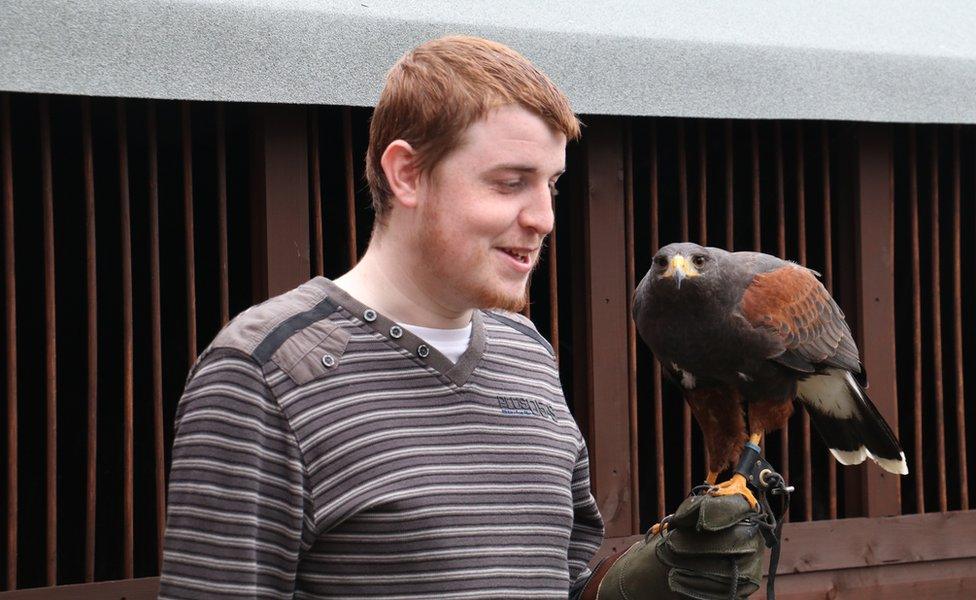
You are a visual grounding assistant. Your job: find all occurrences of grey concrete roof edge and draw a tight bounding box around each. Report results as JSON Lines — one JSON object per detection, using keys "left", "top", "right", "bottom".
{"left": 2, "top": 0, "right": 976, "bottom": 124}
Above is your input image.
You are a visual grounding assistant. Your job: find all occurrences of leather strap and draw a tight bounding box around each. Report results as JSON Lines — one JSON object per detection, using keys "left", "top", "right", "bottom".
{"left": 579, "top": 545, "right": 633, "bottom": 600}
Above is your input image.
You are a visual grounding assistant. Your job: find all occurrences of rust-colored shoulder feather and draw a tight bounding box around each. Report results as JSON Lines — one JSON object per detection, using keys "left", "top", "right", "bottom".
{"left": 739, "top": 265, "right": 861, "bottom": 374}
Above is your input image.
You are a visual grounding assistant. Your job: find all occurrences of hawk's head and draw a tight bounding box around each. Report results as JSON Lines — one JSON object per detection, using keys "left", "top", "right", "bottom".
{"left": 646, "top": 242, "right": 727, "bottom": 290}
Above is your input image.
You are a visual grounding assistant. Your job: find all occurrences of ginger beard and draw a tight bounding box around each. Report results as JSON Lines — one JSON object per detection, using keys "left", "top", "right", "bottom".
{"left": 416, "top": 189, "right": 542, "bottom": 313}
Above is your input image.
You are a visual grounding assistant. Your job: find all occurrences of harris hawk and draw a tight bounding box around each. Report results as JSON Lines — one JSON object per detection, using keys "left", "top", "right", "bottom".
{"left": 633, "top": 242, "right": 907, "bottom": 508}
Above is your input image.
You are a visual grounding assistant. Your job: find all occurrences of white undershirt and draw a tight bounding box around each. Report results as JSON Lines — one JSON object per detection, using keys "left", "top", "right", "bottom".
{"left": 400, "top": 322, "right": 473, "bottom": 364}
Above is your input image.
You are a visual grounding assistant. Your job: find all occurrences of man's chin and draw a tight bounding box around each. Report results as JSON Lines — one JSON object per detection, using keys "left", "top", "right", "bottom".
{"left": 491, "top": 294, "right": 527, "bottom": 313}
{"left": 473, "top": 282, "right": 529, "bottom": 313}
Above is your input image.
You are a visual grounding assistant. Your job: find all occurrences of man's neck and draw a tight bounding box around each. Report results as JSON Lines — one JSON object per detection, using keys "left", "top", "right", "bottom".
{"left": 333, "top": 236, "right": 474, "bottom": 329}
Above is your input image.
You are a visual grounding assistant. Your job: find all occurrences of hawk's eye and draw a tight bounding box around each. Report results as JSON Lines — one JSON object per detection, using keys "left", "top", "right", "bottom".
{"left": 654, "top": 256, "right": 668, "bottom": 268}
{"left": 692, "top": 255, "right": 707, "bottom": 268}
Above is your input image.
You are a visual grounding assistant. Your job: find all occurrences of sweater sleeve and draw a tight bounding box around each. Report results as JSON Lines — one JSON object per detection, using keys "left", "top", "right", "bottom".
{"left": 159, "top": 348, "right": 312, "bottom": 599}
{"left": 567, "top": 437, "right": 605, "bottom": 599}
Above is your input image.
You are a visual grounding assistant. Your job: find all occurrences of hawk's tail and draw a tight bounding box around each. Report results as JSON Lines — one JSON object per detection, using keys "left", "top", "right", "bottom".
{"left": 797, "top": 368, "right": 908, "bottom": 475}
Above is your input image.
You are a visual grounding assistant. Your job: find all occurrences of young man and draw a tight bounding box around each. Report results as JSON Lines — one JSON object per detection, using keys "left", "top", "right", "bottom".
{"left": 159, "top": 36, "right": 763, "bottom": 599}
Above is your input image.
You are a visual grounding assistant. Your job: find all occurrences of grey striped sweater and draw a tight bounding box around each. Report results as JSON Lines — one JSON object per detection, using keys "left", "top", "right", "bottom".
{"left": 159, "top": 277, "right": 605, "bottom": 599}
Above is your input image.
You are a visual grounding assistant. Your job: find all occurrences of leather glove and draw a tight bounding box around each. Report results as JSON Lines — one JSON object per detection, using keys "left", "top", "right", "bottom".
{"left": 588, "top": 493, "right": 765, "bottom": 599}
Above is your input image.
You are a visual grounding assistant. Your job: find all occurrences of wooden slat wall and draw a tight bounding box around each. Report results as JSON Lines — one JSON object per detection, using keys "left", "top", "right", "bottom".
{"left": 1, "top": 94, "right": 974, "bottom": 597}
{"left": 0, "top": 94, "right": 257, "bottom": 590}
{"left": 2, "top": 93, "right": 17, "bottom": 592}
{"left": 893, "top": 124, "right": 975, "bottom": 516}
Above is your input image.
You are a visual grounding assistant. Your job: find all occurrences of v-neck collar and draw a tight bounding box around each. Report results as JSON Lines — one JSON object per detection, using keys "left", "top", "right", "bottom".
{"left": 308, "top": 276, "right": 486, "bottom": 388}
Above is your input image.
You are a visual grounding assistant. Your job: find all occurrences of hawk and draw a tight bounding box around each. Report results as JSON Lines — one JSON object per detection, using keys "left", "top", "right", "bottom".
{"left": 633, "top": 242, "right": 907, "bottom": 508}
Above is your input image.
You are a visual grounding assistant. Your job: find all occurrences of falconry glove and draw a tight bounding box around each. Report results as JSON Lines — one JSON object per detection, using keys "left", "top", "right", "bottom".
{"left": 587, "top": 493, "right": 764, "bottom": 600}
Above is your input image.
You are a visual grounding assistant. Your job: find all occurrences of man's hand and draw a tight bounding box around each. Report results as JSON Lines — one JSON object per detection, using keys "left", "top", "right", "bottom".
{"left": 593, "top": 493, "right": 765, "bottom": 599}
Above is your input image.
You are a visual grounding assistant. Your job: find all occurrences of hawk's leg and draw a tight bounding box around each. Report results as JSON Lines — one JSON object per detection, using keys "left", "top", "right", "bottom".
{"left": 685, "top": 388, "right": 748, "bottom": 486}
{"left": 708, "top": 432, "right": 762, "bottom": 510}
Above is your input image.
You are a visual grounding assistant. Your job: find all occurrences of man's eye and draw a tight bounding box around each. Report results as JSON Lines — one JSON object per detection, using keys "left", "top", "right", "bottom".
{"left": 497, "top": 180, "right": 524, "bottom": 192}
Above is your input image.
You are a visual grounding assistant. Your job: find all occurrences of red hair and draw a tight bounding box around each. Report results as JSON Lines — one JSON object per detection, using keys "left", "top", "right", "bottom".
{"left": 366, "top": 35, "right": 580, "bottom": 223}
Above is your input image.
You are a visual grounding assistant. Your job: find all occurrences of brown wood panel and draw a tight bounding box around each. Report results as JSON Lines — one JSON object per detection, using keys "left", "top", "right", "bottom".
{"left": 950, "top": 126, "right": 968, "bottom": 511}
{"left": 760, "top": 557, "right": 976, "bottom": 600}
{"left": 774, "top": 511, "right": 976, "bottom": 574}
{"left": 623, "top": 121, "right": 640, "bottom": 533}
{"left": 181, "top": 102, "right": 197, "bottom": 366}
{"left": 547, "top": 223, "right": 559, "bottom": 364}
{"left": 928, "top": 126, "right": 948, "bottom": 513}
{"left": 595, "top": 509, "right": 976, "bottom": 575}
{"left": 649, "top": 122, "right": 666, "bottom": 520}
{"left": 908, "top": 125, "right": 925, "bottom": 513}
{"left": 697, "top": 121, "right": 707, "bottom": 243}
{"left": 696, "top": 122, "right": 710, "bottom": 476}
{"left": 853, "top": 123, "right": 901, "bottom": 517}
{"left": 216, "top": 104, "right": 230, "bottom": 324}
{"left": 9, "top": 557, "right": 976, "bottom": 600}
{"left": 677, "top": 120, "right": 692, "bottom": 493}
{"left": 309, "top": 109, "right": 324, "bottom": 277}
{"left": 342, "top": 107, "right": 358, "bottom": 266}
{"left": 81, "top": 97, "right": 98, "bottom": 582}
{"left": 7, "top": 558, "right": 976, "bottom": 600}
{"left": 0, "top": 577, "right": 160, "bottom": 600}
{"left": 796, "top": 123, "right": 813, "bottom": 522}
{"left": 821, "top": 123, "right": 838, "bottom": 519}
{"left": 39, "top": 96, "right": 57, "bottom": 586}
{"left": 2, "top": 92, "right": 17, "bottom": 592}
{"left": 751, "top": 121, "right": 763, "bottom": 461}
{"left": 773, "top": 121, "right": 790, "bottom": 510}
{"left": 249, "top": 105, "right": 310, "bottom": 299}
{"left": 117, "top": 100, "right": 135, "bottom": 580}
{"left": 146, "top": 101, "right": 165, "bottom": 567}
{"left": 581, "top": 116, "right": 635, "bottom": 538}
{"left": 751, "top": 122, "right": 761, "bottom": 250}
{"left": 724, "top": 120, "right": 734, "bottom": 249}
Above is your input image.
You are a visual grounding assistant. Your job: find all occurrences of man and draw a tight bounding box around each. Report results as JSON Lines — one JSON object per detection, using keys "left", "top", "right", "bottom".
{"left": 159, "top": 36, "right": 763, "bottom": 599}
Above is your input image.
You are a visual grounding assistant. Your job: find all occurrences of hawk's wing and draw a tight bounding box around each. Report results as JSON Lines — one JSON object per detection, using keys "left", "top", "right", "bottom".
{"left": 738, "top": 264, "right": 861, "bottom": 376}
{"left": 738, "top": 263, "right": 906, "bottom": 475}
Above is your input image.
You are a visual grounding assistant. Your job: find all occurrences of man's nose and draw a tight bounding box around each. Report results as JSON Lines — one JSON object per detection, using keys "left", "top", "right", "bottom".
{"left": 518, "top": 183, "right": 555, "bottom": 235}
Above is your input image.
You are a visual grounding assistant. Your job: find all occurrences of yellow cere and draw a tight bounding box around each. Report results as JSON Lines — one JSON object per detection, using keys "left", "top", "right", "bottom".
{"left": 665, "top": 254, "right": 700, "bottom": 278}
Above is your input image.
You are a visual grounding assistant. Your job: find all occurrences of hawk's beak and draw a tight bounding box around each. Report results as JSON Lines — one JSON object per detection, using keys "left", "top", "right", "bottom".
{"left": 664, "top": 255, "right": 699, "bottom": 289}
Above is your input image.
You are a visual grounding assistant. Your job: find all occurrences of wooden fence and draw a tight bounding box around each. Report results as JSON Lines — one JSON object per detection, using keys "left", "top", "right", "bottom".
{"left": 1, "top": 92, "right": 975, "bottom": 597}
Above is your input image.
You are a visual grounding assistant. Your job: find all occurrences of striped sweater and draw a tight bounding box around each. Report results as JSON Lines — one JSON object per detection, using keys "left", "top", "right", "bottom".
{"left": 159, "top": 277, "right": 605, "bottom": 599}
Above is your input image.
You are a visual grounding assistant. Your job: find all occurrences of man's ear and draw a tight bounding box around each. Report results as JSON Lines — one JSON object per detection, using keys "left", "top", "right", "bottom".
{"left": 380, "top": 140, "right": 420, "bottom": 209}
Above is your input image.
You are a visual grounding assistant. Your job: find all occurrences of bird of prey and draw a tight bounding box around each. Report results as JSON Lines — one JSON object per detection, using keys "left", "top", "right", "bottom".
{"left": 633, "top": 242, "right": 907, "bottom": 508}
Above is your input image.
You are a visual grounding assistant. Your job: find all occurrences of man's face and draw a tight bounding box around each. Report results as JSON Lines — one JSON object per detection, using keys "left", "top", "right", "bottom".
{"left": 413, "top": 104, "right": 566, "bottom": 312}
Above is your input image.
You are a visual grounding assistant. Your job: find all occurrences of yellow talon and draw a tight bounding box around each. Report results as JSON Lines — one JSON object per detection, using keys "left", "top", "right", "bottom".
{"left": 708, "top": 473, "right": 759, "bottom": 510}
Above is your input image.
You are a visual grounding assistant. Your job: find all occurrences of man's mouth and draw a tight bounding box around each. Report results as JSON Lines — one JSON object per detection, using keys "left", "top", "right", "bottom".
{"left": 496, "top": 247, "right": 537, "bottom": 274}
{"left": 499, "top": 247, "right": 532, "bottom": 264}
